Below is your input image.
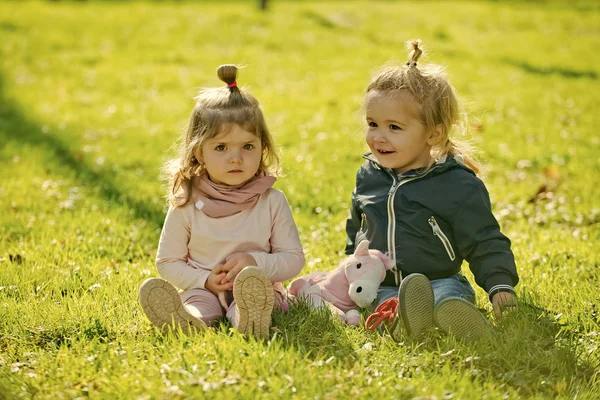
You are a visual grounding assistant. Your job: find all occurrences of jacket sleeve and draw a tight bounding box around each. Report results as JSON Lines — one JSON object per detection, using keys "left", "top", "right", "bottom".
{"left": 249, "top": 191, "right": 305, "bottom": 282}
{"left": 156, "top": 205, "right": 211, "bottom": 290}
{"left": 344, "top": 187, "right": 363, "bottom": 255}
{"left": 449, "top": 181, "right": 519, "bottom": 295}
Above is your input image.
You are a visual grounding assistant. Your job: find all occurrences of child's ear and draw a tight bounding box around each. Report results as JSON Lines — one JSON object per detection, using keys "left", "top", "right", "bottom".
{"left": 427, "top": 125, "right": 444, "bottom": 146}
{"left": 194, "top": 149, "right": 204, "bottom": 165}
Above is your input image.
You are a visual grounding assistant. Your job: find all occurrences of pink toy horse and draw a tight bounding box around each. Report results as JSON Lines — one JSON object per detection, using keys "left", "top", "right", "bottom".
{"left": 288, "top": 240, "right": 395, "bottom": 325}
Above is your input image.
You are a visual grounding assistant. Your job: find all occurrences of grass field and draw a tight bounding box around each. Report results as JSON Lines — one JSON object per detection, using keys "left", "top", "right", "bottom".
{"left": 1, "top": 0, "right": 599, "bottom": 398}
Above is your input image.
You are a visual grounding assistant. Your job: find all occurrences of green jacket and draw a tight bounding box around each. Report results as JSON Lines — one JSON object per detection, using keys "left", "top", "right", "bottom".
{"left": 345, "top": 153, "right": 518, "bottom": 299}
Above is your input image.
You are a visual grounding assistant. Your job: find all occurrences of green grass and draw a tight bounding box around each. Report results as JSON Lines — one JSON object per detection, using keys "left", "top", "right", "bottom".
{"left": 1, "top": 0, "right": 599, "bottom": 398}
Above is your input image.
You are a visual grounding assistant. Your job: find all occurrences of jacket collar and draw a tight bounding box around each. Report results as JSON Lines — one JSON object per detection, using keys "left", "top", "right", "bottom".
{"left": 362, "top": 152, "right": 474, "bottom": 179}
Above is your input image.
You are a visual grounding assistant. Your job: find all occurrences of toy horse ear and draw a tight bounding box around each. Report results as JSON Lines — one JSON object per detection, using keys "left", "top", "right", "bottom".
{"left": 354, "top": 240, "right": 370, "bottom": 257}
{"left": 372, "top": 250, "right": 395, "bottom": 271}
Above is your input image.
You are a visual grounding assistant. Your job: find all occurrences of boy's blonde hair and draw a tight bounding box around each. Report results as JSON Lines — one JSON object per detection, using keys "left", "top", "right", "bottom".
{"left": 367, "top": 40, "right": 479, "bottom": 173}
{"left": 164, "top": 65, "right": 280, "bottom": 207}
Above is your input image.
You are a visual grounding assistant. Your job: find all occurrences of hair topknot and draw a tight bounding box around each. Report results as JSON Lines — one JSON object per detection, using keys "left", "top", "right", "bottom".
{"left": 217, "top": 64, "right": 238, "bottom": 86}
{"left": 405, "top": 39, "right": 423, "bottom": 64}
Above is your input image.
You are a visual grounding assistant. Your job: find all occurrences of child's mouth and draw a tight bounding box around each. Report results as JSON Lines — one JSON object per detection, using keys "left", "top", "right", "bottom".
{"left": 377, "top": 149, "right": 395, "bottom": 155}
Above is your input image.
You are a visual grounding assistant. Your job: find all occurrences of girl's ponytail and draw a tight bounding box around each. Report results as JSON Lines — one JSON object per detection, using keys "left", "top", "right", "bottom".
{"left": 217, "top": 64, "right": 245, "bottom": 106}
{"left": 217, "top": 64, "right": 238, "bottom": 87}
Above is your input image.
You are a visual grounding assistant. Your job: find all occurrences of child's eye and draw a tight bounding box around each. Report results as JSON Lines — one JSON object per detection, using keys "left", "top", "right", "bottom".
{"left": 243, "top": 144, "right": 255, "bottom": 150}
{"left": 390, "top": 124, "right": 402, "bottom": 131}
{"left": 368, "top": 121, "right": 378, "bottom": 128}
{"left": 215, "top": 145, "right": 226, "bottom": 151}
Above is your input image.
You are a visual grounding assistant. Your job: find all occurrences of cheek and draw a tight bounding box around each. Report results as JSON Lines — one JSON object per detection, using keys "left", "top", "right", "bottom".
{"left": 203, "top": 153, "right": 225, "bottom": 171}
{"left": 250, "top": 151, "right": 262, "bottom": 165}
{"left": 202, "top": 153, "right": 216, "bottom": 166}
{"left": 365, "top": 131, "right": 376, "bottom": 146}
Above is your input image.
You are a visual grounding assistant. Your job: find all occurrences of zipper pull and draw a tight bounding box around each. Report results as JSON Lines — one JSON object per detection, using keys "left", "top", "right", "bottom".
{"left": 360, "top": 214, "right": 366, "bottom": 231}
{"left": 428, "top": 216, "right": 456, "bottom": 261}
{"left": 428, "top": 216, "right": 440, "bottom": 235}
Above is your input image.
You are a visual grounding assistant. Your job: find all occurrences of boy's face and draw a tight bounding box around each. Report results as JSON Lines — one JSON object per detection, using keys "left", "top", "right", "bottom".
{"left": 365, "top": 90, "right": 435, "bottom": 174}
{"left": 201, "top": 124, "right": 262, "bottom": 186}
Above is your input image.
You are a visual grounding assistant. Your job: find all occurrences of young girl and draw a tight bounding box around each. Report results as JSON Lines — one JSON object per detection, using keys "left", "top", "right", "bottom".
{"left": 138, "top": 65, "right": 305, "bottom": 340}
{"left": 349, "top": 40, "right": 519, "bottom": 340}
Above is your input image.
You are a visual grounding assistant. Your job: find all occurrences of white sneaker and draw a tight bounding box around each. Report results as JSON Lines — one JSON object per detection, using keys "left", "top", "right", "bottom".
{"left": 233, "top": 266, "right": 274, "bottom": 340}
{"left": 138, "top": 278, "right": 206, "bottom": 334}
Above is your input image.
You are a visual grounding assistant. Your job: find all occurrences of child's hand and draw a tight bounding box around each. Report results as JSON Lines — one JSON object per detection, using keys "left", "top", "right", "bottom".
{"left": 491, "top": 291, "right": 517, "bottom": 320}
{"left": 205, "top": 268, "right": 230, "bottom": 311}
{"left": 220, "top": 253, "right": 258, "bottom": 285}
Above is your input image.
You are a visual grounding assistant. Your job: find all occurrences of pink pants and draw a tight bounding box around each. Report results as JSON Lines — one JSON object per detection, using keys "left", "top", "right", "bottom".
{"left": 180, "top": 287, "right": 286, "bottom": 328}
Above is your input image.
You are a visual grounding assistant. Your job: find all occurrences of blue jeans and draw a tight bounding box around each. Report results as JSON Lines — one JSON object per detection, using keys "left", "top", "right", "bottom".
{"left": 375, "top": 273, "right": 476, "bottom": 309}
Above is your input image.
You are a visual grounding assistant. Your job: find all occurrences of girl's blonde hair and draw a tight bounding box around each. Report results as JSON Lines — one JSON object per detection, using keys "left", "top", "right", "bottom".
{"left": 367, "top": 39, "right": 480, "bottom": 173}
{"left": 164, "top": 64, "right": 280, "bottom": 207}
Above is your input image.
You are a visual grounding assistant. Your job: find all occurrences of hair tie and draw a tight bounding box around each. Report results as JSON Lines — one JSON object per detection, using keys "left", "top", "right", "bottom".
{"left": 227, "top": 81, "right": 238, "bottom": 88}
{"left": 405, "top": 61, "right": 417, "bottom": 67}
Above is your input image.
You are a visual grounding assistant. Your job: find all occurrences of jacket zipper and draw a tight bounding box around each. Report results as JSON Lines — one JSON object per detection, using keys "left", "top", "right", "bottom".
{"left": 387, "top": 181, "right": 400, "bottom": 284}
{"left": 428, "top": 216, "right": 456, "bottom": 261}
{"left": 386, "top": 166, "right": 441, "bottom": 285}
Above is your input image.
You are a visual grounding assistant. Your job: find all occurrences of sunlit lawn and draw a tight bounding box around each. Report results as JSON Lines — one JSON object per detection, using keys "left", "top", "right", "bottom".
{"left": 1, "top": 1, "right": 599, "bottom": 398}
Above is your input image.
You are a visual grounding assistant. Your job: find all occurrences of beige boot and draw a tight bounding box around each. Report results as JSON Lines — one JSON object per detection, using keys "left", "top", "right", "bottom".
{"left": 138, "top": 278, "right": 206, "bottom": 334}
{"left": 233, "top": 266, "right": 274, "bottom": 340}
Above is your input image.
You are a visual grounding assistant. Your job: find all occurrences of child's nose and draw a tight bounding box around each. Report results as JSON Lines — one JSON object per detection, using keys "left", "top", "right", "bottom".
{"left": 229, "top": 149, "right": 242, "bottom": 163}
{"left": 373, "top": 131, "right": 387, "bottom": 143}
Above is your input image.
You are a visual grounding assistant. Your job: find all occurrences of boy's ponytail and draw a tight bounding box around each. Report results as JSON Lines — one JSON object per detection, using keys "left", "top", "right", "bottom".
{"left": 440, "top": 139, "right": 480, "bottom": 175}
{"left": 406, "top": 39, "right": 423, "bottom": 67}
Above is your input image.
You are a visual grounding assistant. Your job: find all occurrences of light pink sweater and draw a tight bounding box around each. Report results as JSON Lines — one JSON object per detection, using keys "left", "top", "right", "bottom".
{"left": 156, "top": 188, "right": 305, "bottom": 292}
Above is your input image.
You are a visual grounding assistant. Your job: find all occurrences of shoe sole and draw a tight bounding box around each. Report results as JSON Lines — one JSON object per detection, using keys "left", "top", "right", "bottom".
{"left": 233, "top": 267, "right": 274, "bottom": 340}
{"left": 398, "top": 273, "right": 435, "bottom": 338}
{"left": 389, "top": 313, "right": 403, "bottom": 341}
{"left": 138, "top": 278, "right": 206, "bottom": 334}
{"left": 434, "top": 297, "right": 493, "bottom": 340}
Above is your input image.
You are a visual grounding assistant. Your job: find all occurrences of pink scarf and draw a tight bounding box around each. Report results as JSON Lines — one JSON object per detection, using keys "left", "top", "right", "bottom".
{"left": 193, "top": 173, "right": 276, "bottom": 218}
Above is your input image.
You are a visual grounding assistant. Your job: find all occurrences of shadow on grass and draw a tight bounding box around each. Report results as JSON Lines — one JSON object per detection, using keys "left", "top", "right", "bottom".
{"left": 502, "top": 58, "right": 598, "bottom": 79}
{"left": 301, "top": 10, "right": 343, "bottom": 30}
{"left": 271, "top": 298, "right": 358, "bottom": 364}
{"left": 490, "top": 299, "right": 597, "bottom": 395}
{"left": 0, "top": 75, "right": 165, "bottom": 229}
{"left": 135, "top": 298, "right": 358, "bottom": 365}
{"left": 0, "top": 318, "right": 115, "bottom": 352}
{"left": 414, "top": 294, "right": 599, "bottom": 396}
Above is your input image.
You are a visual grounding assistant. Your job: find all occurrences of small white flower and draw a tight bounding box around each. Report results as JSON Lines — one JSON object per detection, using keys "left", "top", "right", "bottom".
{"left": 88, "top": 283, "right": 101, "bottom": 291}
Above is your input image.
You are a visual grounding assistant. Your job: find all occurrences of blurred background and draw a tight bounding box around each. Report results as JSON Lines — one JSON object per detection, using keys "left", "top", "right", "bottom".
{"left": 2, "top": 0, "right": 600, "bottom": 294}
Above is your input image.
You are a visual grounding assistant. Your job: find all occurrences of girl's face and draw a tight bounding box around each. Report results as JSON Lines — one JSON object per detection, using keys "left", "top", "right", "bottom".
{"left": 365, "top": 90, "right": 436, "bottom": 174}
{"left": 201, "top": 124, "right": 262, "bottom": 186}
